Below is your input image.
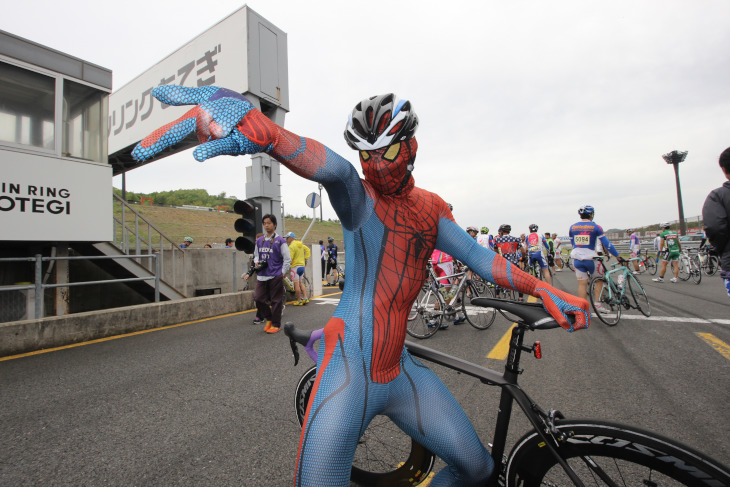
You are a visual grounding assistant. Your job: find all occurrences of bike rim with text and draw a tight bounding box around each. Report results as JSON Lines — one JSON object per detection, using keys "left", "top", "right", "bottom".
{"left": 505, "top": 420, "right": 730, "bottom": 487}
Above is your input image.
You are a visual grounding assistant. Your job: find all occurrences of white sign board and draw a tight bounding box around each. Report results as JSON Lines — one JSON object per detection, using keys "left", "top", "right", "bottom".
{"left": 0, "top": 150, "right": 112, "bottom": 241}
{"left": 108, "top": 8, "right": 250, "bottom": 154}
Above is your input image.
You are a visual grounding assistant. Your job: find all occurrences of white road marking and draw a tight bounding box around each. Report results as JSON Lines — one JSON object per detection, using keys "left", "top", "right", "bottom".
{"left": 592, "top": 314, "right": 730, "bottom": 325}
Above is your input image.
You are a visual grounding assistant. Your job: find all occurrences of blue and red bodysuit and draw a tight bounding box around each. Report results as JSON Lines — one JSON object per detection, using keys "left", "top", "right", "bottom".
{"left": 132, "top": 86, "right": 590, "bottom": 487}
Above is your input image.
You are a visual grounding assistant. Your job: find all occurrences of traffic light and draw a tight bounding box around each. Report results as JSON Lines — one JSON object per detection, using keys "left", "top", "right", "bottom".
{"left": 233, "top": 199, "right": 262, "bottom": 253}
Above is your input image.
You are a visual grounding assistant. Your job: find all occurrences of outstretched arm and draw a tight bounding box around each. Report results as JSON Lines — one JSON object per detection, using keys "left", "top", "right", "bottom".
{"left": 435, "top": 218, "right": 590, "bottom": 331}
{"left": 131, "top": 85, "right": 368, "bottom": 230}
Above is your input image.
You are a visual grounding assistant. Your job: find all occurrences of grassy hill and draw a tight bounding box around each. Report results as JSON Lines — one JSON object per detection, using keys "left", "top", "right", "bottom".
{"left": 115, "top": 203, "right": 344, "bottom": 249}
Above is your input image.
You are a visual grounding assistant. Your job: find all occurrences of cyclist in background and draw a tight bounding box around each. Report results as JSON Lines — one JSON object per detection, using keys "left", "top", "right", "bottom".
{"left": 544, "top": 232, "right": 556, "bottom": 276}
{"left": 466, "top": 225, "right": 479, "bottom": 242}
{"left": 627, "top": 229, "right": 642, "bottom": 274}
{"left": 494, "top": 224, "right": 522, "bottom": 265}
{"left": 569, "top": 205, "right": 624, "bottom": 313}
{"left": 552, "top": 233, "right": 564, "bottom": 271}
{"left": 325, "top": 236, "right": 338, "bottom": 286}
{"left": 653, "top": 222, "right": 682, "bottom": 283}
{"left": 477, "top": 226, "right": 494, "bottom": 250}
{"left": 525, "top": 225, "right": 552, "bottom": 284}
{"left": 285, "top": 232, "right": 311, "bottom": 305}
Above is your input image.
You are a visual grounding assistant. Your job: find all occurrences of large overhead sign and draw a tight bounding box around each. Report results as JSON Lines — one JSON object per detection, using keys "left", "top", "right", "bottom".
{"left": 0, "top": 150, "right": 112, "bottom": 241}
{"left": 108, "top": 5, "right": 289, "bottom": 155}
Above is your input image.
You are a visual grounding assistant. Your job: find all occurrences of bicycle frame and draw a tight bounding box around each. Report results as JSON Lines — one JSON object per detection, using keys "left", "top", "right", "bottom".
{"left": 405, "top": 318, "right": 585, "bottom": 486}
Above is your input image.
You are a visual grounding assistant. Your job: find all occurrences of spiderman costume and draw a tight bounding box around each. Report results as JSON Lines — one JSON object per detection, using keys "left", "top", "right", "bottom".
{"left": 132, "top": 86, "right": 590, "bottom": 486}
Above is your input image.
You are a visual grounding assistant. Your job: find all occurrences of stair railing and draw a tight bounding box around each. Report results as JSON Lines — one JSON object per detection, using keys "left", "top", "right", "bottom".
{"left": 113, "top": 194, "right": 186, "bottom": 295}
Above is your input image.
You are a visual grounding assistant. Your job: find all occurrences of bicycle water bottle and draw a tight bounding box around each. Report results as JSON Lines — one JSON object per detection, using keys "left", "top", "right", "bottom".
{"left": 617, "top": 274, "right": 625, "bottom": 289}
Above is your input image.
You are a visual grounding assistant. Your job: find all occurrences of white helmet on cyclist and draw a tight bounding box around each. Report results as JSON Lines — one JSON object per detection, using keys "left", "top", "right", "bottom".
{"left": 660, "top": 222, "right": 671, "bottom": 229}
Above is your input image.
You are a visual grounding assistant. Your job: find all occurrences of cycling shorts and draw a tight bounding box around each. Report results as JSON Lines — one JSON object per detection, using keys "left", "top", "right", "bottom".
{"left": 662, "top": 250, "right": 680, "bottom": 261}
{"left": 630, "top": 250, "right": 639, "bottom": 259}
{"left": 528, "top": 252, "right": 548, "bottom": 269}
{"left": 573, "top": 259, "right": 604, "bottom": 280}
{"left": 291, "top": 266, "right": 305, "bottom": 282}
{"left": 433, "top": 261, "right": 454, "bottom": 286}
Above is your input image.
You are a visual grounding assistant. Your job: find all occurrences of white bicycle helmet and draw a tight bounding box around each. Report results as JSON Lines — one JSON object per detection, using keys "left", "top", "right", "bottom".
{"left": 344, "top": 94, "right": 419, "bottom": 151}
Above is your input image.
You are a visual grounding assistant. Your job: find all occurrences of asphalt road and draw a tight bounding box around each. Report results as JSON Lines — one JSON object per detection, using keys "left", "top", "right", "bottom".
{"left": 1, "top": 270, "right": 728, "bottom": 486}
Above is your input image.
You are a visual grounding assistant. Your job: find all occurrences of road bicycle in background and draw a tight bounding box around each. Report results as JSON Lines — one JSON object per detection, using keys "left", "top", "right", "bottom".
{"left": 284, "top": 298, "right": 730, "bottom": 486}
{"left": 561, "top": 248, "right": 574, "bottom": 271}
{"left": 284, "top": 275, "right": 313, "bottom": 301}
{"left": 677, "top": 249, "right": 702, "bottom": 284}
{"left": 326, "top": 261, "right": 345, "bottom": 286}
{"left": 590, "top": 257, "right": 651, "bottom": 326}
{"left": 634, "top": 250, "right": 657, "bottom": 275}
{"left": 407, "top": 261, "right": 496, "bottom": 339}
{"left": 698, "top": 247, "right": 721, "bottom": 276}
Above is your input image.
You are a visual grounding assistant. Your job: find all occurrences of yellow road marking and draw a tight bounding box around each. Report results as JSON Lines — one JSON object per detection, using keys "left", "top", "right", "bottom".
{"left": 695, "top": 332, "right": 730, "bottom": 361}
{"left": 486, "top": 295, "right": 538, "bottom": 360}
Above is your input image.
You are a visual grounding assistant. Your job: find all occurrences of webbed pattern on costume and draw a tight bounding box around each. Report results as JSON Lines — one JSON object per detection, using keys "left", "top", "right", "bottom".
{"left": 267, "top": 126, "right": 327, "bottom": 179}
{"left": 534, "top": 287, "right": 584, "bottom": 332}
{"left": 491, "top": 254, "right": 539, "bottom": 295}
{"left": 369, "top": 185, "right": 443, "bottom": 383}
{"left": 295, "top": 317, "right": 348, "bottom": 483}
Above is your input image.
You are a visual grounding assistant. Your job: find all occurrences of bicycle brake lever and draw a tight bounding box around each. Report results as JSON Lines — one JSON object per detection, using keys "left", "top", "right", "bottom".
{"left": 284, "top": 323, "right": 301, "bottom": 366}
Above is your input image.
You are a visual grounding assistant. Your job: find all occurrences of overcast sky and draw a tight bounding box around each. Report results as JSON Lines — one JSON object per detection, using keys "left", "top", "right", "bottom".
{"left": 4, "top": 0, "right": 729, "bottom": 235}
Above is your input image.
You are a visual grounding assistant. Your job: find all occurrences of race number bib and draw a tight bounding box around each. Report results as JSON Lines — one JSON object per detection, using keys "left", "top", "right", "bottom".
{"left": 574, "top": 234, "right": 590, "bottom": 246}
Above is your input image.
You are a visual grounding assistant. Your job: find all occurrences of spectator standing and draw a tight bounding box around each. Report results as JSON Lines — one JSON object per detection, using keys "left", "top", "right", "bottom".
{"left": 285, "top": 232, "right": 312, "bottom": 305}
{"left": 702, "top": 146, "right": 730, "bottom": 299}
{"left": 243, "top": 214, "right": 291, "bottom": 333}
{"left": 225, "top": 238, "right": 234, "bottom": 248}
{"left": 180, "top": 236, "right": 193, "bottom": 248}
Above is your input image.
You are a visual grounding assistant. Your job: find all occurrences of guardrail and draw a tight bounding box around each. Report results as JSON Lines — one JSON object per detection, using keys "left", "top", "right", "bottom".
{"left": 0, "top": 253, "right": 161, "bottom": 319}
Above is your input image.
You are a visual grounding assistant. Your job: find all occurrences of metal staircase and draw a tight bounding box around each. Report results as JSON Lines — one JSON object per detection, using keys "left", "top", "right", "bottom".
{"left": 72, "top": 194, "right": 188, "bottom": 301}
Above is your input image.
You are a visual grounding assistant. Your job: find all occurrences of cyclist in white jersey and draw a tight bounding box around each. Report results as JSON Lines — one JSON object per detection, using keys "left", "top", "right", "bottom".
{"left": 552, "top": 233, "right": 563, "bottom": 271}
{"left": 627, "top": 229, "right": 641, "bottom": 274}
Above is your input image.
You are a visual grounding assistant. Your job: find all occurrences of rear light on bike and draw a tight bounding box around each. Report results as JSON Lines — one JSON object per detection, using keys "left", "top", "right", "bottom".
{"left": 533, "top": 341, "right": 542, "bottom": 359}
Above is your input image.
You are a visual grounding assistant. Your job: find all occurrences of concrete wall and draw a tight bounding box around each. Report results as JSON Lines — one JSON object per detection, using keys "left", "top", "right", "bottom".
{"left": 164, "top": 248, "right": 250, "bottom": 297}
{"left": 0, "top": 290, "right": 255, "bottom": 358}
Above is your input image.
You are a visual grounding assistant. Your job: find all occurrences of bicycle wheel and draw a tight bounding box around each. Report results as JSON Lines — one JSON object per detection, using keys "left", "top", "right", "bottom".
{"left": 406, "top": 286, "right": 444, "bottom": 339}
{"left": 690, "top": 255, "right": 702, "bottom": 284}
{"left": 505, "top": 419, "right": 730, "bottom": 487}
{"left": 294, "top": 366, "right": 436, "bottom": 486}
{"left": 678, "top": 257, "right": 690, "bottom": 281}
{"left": 627, "top": 274, "right": 651, "bottom": 317}
{"left": 494, "top": 287, "right": 523, "bottom": 323}
{"left": 461, "top": 279, "right": 496, "bottom": 330}
{"left": 645, "top": 255, "right": 657, "bottom": 275}
{"left": 565, "top": 255, "right": 574, "bottom": 271}
{"left": 706, "top": 255, "right": 720, "bottom": 276}
{"left": 589, "top": 277, "right": 620, "bottom": 326}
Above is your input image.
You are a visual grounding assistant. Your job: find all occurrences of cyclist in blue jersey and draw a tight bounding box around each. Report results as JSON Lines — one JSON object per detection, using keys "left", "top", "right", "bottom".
{"left": 526, "top": 224, "right": 552, "bottom": 284}
{"left": 569, "top": 205, "right": 625, "bottom": 313}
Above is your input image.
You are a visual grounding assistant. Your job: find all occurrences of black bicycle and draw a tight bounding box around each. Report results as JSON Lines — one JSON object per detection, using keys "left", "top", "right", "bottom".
{"left": 285, "top": 299, "right": 730, "bottom": 486}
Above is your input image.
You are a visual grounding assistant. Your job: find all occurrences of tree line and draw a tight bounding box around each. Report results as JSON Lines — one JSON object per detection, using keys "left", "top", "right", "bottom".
{"left": 113, "top": 187, "right": 239, "bottom": 209}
